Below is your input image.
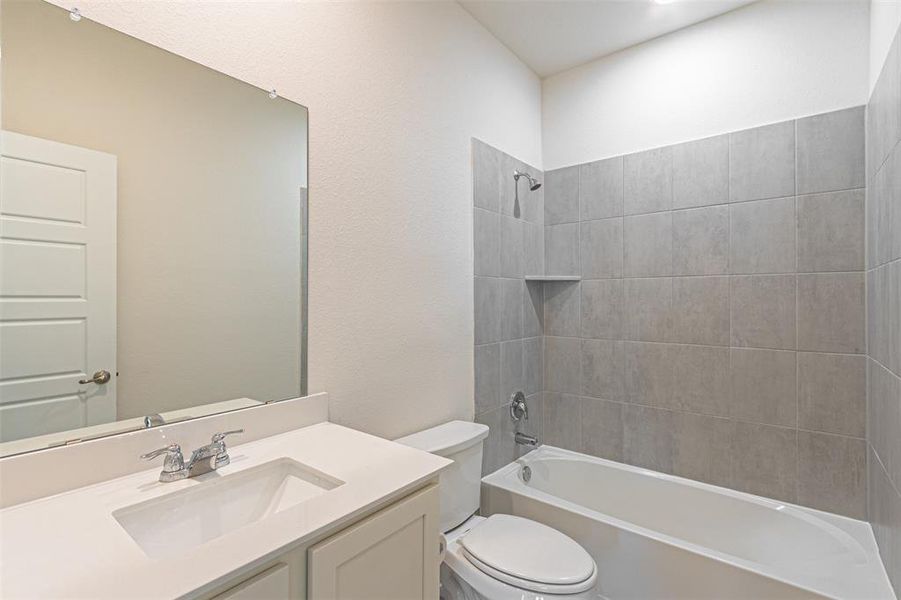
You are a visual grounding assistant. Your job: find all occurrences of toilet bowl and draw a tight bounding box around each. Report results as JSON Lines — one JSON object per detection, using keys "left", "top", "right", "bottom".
{"left": 395, "top": 421, "right": 600, "bottom": 600}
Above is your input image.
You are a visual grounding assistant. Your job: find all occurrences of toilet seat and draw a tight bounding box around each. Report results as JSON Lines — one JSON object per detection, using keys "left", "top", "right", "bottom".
{"left": 458, "top": 514, "right": 597, "bottom": 595}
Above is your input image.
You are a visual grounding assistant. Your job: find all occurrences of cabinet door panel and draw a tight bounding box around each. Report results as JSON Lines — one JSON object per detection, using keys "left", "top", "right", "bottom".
{"left": 308, "top": 484, "right": 439, "bottom": 600}
{"left": 214, "top": 563, "right": 290, "bottom": 600}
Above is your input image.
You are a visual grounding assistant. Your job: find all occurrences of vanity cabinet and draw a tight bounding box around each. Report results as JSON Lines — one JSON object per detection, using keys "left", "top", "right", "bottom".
{"left": 208, "top": 483, "right": 439, "bottom": 600}
{"left": 308, "top": 483, "right": 440, "bottom": 599}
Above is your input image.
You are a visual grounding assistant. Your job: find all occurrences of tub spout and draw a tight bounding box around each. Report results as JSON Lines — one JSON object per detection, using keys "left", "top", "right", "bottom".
{"left": 515, "top": 432, "right": 538, "bottom": 447}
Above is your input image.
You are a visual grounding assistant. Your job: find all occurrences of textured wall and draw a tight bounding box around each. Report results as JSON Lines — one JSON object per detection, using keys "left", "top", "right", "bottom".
{"left": 539, "top": 107, "right": 868, "bottom": 519}
{"left": 542, "top": 0, "right": 869, "bottom": 170}
{"left": 866, "top": 20, "right": 901, "bottom": 596}
{"left": 49, "top": 0, "right": 543, "bottom": 439}
{"left": 472, "top": 140, "right": 545, "bottom": 474}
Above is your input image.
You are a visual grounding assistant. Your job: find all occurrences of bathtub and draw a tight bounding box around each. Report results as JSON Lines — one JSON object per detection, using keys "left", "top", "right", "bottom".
{"left": 481, "top": 446, "right": 894, "bottom": 600}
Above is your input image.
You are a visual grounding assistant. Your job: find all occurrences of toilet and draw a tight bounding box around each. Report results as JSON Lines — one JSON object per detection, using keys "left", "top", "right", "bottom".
{"left": 396, "top": 421, "right": 599, "bottom": 600}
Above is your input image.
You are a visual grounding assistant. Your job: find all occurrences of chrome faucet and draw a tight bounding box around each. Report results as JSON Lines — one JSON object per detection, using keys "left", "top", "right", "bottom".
{"left": 141, "top": 429, "right": 244, "bottom": 483}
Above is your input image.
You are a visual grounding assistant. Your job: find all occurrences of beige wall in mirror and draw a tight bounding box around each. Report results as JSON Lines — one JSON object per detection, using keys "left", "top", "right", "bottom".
{"left": 0, "top": 0, "right": 309, "bottom": 456}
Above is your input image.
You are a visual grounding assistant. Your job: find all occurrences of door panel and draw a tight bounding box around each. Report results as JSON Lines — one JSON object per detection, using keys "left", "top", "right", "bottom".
{"left": 0, "top": 131, "right": 116, "bottom": 441}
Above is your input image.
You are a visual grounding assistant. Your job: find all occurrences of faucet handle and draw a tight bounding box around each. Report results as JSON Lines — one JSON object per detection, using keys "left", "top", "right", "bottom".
{"left": 211, "top": 429, "right": 244, "bottom": 443}
{"left": 141, "top": 444, "right": 184, "bottom": 474}
{"left": 211, "top": 429, "right": 243, "bottom": 469}
{"left": 510, "top": 391, "right": 529, "bottom": 421}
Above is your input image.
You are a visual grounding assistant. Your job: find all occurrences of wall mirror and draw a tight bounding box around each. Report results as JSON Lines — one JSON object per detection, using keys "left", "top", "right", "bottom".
{"left": 0, "top": 0, "right": 309, "bottom": 457}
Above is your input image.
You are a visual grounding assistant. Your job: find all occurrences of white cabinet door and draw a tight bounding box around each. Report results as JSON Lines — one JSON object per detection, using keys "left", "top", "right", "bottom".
{"left": 308, "top": 484, "right": 440, "bottom": 600}
{"left": 0, "top": 131, "right": 117, "bottom": 442}
{"left": 214, "top": 563, "right": 290, "bottom": 600}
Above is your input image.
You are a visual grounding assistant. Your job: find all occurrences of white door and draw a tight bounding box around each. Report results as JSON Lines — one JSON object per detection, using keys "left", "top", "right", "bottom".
{"left": 0, "top": 131, "right": 117, "bottom": 443}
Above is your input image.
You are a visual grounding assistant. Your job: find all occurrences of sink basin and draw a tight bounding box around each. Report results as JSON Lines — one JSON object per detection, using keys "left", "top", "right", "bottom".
{"left": 113, "top": 458, "right": 344, "bottom": 558}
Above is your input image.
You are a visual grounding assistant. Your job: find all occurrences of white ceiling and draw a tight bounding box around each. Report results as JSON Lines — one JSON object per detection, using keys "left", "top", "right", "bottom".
{"left": 459, "top": 0, "right": 759, "bottom": 78}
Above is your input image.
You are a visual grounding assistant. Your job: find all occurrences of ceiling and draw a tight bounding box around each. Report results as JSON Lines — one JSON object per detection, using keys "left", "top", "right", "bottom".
{"left": 459, "top": 0, "right": 759, "bottom": 78}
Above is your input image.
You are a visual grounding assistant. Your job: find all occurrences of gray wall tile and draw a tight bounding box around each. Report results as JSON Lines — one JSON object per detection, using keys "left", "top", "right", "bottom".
{"left": 673, "top": 412, "right": 734, "bottom": 488}
{"left": 544, "top": 280, "right": 581, "bottom": 337}
{"left": 798, "top": 431, "right": 866, "bottom": 519}
{"left": 545, "top": 336, "right": 581, "bottom": 395}
{"left": 546, "top": 223, "right": 580, "bottom": 276}
{"left": 581, "top": 157, "right": 624, "bottom": 220}
{"left": 671, "top": 344, "right": 730, "bottom": 416}
{"left": 730, "top": 197, "right": 796, "bottom": 274}
{"left": 475, "top": 405, "right": 514, "bottom": 475}
{"left": 867, "top": 33, "right": 901, "bottom": 180}
{"left": 731, "top": 422, "right": 797, "bottom": 502}
{"left": 730, "top": 120, "right": 795, "bottom": 203}
{"left": 868, "top": 359, "right": 901, "bottom": 491}
{"left": 869, "top": 148, "right": 900, "bottom": 268}
{"left": 868, "top": 448, "right": 901, "bottom": 594}
{"left": 523, "top": 221, "right": 545, "bottom": 277}
{"left": 500, "top": 339, "right": 523, "bottom": 402}
{"left": 730, "top": 348, "right": 797, "bottom": 427}
{"left": 624, "top": 146, "right": 673, "bottom": 215}
{"left": 581, "top": 339, "right": 624, "bottom": 401}
{"left": 797, "top": 189, "right": 865, "bottom": 273}
{"left": 623, "top": 403, "right": 675, "bottom": 473}
{"left": 673, "top": 206, "right": 729, "bottom": 276}
{"left": 499, "top": 278, "right": 523, "bottom": 341}
{"left": 523, "top": 337, "right": 544, "bottom": 397}
{"left": 474, "top": 276, "right": 501, "bottom": 344}
{"left": 474, "top": 208, "right": 500, "bottom": 277}
{"left": 545, "top": 166, "right": 580, "bottom": 225}
{"left": 475, "top": 343, "right": 500, "bottom": 414}
{"left": 731, "top": 274, "right": 797, "bottom": 350}
{"left": 581, "top": 218, "right": 623, "bottom": 279}
{"left": 500, "top": 152, "right": 520, "bottom": 217}
{"left": 581, "top": 279, "right": 623, "bottom": 340}
{"left": 523, "top": 281, "right": 544, "bottom": 338}
{"left": 580, "top": 397, "right": 624, "bottom": 461}
{"left": 624, "top": 212, "right": 673, "bottom": 277}
{"left": 798, "top": 272, "right": 865, "bottom": 353}
{"left": 672, "top": 134, "right": 729, "bottom": 209}
{"left": 623, "top": 278, "right": 673, "bottom": 342}
{"left": 796, "top": 106, "right": 865, "bottom": 195}
{"left": 543, "top": 392, "right": 581, "bottom": 447}
{"left": 622, "top": 341, "right": 674, "bottom": 407}
{"left": 473, "top": 139, "right": 501, "bottom": 212}
{"left": 798, "top": 353, "right": 865, "bottom": 438}
{"left": 499, "top": 215, "right": 523, "bottom": 278}
{"left": 671, "top": 276, "right": 730, "bottom": 346}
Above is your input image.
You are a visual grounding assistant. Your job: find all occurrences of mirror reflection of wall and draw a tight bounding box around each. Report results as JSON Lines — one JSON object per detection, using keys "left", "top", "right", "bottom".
{"left": 0, "top": 0, "right": 308, "bottom": 455}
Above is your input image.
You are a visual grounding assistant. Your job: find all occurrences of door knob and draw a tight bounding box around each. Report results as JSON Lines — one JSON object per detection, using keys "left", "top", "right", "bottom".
{"left": 79, "top": 370, "right": 111, "bottom": 385}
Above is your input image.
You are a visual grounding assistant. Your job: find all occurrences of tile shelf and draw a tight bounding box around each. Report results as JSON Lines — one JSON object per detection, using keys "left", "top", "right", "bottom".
{"left": 523, "top": 275, "right": 581, "bottom": 282}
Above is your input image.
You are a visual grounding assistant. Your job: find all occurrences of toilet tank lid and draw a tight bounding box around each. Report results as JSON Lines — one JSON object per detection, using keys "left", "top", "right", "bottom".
{"left": 394, "top": 421, "right": 489, "bottom": 457}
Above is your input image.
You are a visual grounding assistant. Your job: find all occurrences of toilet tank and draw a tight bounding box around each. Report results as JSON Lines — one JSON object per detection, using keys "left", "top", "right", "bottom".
{"left": 395, "top": 420, "right": 489, "bottom": 533}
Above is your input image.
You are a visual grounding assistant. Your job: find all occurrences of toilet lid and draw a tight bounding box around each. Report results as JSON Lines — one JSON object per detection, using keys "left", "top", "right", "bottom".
{"left": 460, "top": 514, "right": 595, "bottom": 591}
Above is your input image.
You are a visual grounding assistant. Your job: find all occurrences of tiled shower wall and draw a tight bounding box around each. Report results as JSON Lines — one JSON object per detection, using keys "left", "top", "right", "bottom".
{"left": 472, "top": 140, "right": 545, "bottom": 474}
{"left": 866, "top": 25, "right": 901, "bottom": 595}
{"left": 541, "top": 107, "right": 868, "bottom": 519}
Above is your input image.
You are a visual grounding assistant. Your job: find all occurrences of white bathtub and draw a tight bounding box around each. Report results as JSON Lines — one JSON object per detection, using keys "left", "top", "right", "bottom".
{"left": 481, "top": 446, "right": 894, "bottom": 600}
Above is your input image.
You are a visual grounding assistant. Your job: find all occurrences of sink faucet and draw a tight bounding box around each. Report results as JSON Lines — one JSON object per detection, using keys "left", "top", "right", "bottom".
{"left": 141, "top": 429, "right": 244, "bottom": 483}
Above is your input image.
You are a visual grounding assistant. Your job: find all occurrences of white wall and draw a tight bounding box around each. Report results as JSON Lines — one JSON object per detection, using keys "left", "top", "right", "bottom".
{"left": 870, "top": 0, "right": 901, "bottom": 92}
{"left": 542, "top": 0, "right": 870, "bottom": 169}
{"left": 56, "top": 0, "right": 542, "bottom": 439}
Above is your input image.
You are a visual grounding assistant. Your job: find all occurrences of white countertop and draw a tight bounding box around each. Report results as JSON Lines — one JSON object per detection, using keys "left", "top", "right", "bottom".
{"left": 0, "top": 422, "right": 450, "bottom": 599}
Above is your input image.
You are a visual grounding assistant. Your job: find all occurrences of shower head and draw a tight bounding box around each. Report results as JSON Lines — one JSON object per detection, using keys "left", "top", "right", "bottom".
{"left": 514, "top": 169, "right": 542, "bottom": 191}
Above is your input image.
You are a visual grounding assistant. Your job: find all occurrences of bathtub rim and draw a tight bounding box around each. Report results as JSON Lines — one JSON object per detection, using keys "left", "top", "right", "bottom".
{"left": 481, "top": 444, "right": 893, "bottom": 600}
